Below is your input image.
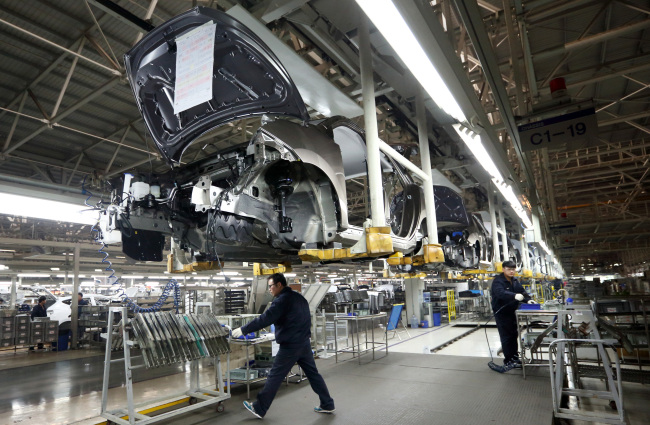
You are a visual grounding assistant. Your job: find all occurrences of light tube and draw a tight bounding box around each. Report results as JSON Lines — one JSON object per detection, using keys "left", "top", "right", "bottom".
{"left": 356, "top": 0, "right": 466, "bottom": 122}
{"left": 0, "top": 193, "right": 96, "bottom": 225}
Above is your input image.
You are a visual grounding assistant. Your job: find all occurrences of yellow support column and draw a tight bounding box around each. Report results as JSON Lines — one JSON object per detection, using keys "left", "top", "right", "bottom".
{"left": 167, "top": 253, "right": 223, "bottom": 273}
{"left": 253, "top": 262, "right": 292, "bottom": 276}
{"left": 365, "top": 226, "right": 393, "bottom": 255}
{"left": 446, "top": 289, "right": 456, "bottom": 321}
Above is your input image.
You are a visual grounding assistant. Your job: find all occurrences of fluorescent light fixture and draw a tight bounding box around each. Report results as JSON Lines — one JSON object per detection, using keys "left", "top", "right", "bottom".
{"left": 222, "top": 271, "right": 240, "bottom": 276}
{"left": 539, "top": 240, "right": 552, "bottom": 255}
{"left": 327, "top": 274, "right": 338, "bottom": 278}
{"left": 356, "top": 0, "right": 466, "bottom": 122}
{"left": 146, "top": 281, "right": 159, "bottom": 285}
{"left": 453, "top": 124, "right": 532, "bottom": 228}
{"left": 193, "top": 276, "right": 211, "bottom": 280}
{"left": 148, "top": 275, "right": 170, "bottom": 279}
{"left": 0, "top": 265, "right": 9, "bottom": 271}
{"left": 126, "top": 275, "right": 144, "bottom": 279}
{"left": 17, "top": 273, "right": 51, "bottom": 277}
{"left": 50, "top": 267, "right": 60, "bottom": 271}
{"left": 492, "top": 179, "right": 533, "bottom": 228}
{"left": 0, "top": 193, "right": 96, "bottom": 225}
{"left": 284, "top": 273, "right": 296, "bottom": 277}
{"left": 453, "top": 124, "right": 502, "bottom": 181}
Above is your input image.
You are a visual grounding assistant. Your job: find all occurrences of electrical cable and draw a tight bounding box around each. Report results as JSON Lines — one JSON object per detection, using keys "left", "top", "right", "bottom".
{"left": 484, "top": 300, "right": 519, "bottom": 364}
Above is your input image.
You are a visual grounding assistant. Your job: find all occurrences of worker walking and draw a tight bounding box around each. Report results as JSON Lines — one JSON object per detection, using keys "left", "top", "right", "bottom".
{"left": 490, "top": 260, "right": 534, "bottom": 370}
{"left": 232, "top": 273, "right": 335, "bottom": 419}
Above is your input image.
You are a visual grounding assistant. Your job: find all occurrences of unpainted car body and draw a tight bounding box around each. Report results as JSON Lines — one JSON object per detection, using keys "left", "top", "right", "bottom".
{"left": 97, "top": 7, "right": 476, "bottom": 269}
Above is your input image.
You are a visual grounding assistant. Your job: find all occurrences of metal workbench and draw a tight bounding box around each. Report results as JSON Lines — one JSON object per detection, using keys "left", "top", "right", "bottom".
{"left": 334, "top": 312, "right": 387, "bottom": 364}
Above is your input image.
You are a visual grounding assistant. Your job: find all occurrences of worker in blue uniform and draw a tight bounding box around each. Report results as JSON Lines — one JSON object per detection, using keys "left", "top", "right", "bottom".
{"left": 232, "top": 273, "right": 335, "bottom": 419}
{"left": 29, "top": 296, "right": 48, "bottom": 350}
{"left": 490, "top": 260, "right": 534, "bottom": 369}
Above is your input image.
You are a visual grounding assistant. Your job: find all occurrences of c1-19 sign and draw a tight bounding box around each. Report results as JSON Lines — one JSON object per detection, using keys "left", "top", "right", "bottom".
{"left": 517, "top": 108, "right": 597, "bottom": 152}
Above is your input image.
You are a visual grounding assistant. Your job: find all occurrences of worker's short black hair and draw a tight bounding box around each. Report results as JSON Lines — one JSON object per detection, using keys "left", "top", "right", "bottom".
{"left": 502, "top": 260, "right": 517, "bottom": 269}
{"left": 78, "top": 292, "right": 83, "bottom": 297}
{"left": 38, "top": 295, "right": 47, "bottom": 303}
{"left": 268, "top": 273, "right": 288, "bottom": 287}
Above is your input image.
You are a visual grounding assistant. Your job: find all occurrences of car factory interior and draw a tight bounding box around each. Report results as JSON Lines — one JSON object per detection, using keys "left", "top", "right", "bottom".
{"left": 0, "top": 1, "right": 649, "bottom": 424}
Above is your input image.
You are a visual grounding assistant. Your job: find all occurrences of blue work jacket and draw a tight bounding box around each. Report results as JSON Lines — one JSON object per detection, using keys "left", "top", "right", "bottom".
{"left": 490, "top": 274, "right": 531, "bottom": 316}
{"left": 241, "top": 286, "right": 311, "bottom": 347}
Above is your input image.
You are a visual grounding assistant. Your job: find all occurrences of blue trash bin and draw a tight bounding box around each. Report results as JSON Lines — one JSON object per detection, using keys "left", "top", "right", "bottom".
{"left": 433, "top": 313, "right": 441, "bottom": 326}
{"left": 55, "top": 331, "right": 71, "bottom": 351}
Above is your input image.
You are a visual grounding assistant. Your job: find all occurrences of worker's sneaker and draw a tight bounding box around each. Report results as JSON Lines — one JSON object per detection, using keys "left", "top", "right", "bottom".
{"left": 505, "top": 360, "right": 521, "bottom": 369}
{"left": 243, "top": 401, "right": 262, "bottom": 419}
{"left": 314, "top": 406, "right": 336, "bottom": 414}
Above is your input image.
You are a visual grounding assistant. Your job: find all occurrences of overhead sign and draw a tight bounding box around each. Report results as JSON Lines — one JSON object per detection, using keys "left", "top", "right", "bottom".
{"left": 517, "top": 108, "right": 598, "bottom": 152}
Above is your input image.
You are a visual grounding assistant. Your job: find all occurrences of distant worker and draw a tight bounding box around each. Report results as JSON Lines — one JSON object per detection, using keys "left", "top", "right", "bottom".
{"left": 232, "top": 273, "right": 335, "bottom": 418}
{"left": 490, "top": 260, "right": 534, "bottom": 371}
{"left": 77, "top": 292, "right": 89, "bottom": 344}
{"left": 30, "top": 296, "right": 48, "bottom": 351}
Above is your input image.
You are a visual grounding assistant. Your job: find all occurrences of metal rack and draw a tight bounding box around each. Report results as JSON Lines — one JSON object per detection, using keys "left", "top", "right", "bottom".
{"left": 314, "top": 312, "right": 349, "bottom": 357}
{"left": 100, "top": 307, "right": 231, "bottom": 425}
{"left": 224, "top": 290, "right": 246, "bottom": 314}
{"left": 228, "top": 336, "right": 276, "bottom": 400}
{"left": 334, "top": 312, "right": 388, "bottom": 364}
{"left": 592, "top": 296, "right": 650, "bottom": 366}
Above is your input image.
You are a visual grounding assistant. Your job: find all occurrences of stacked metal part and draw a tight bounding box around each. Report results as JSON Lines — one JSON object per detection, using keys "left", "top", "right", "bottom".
{"left": 131, "top": 312, "right": 231, "bottom": 368}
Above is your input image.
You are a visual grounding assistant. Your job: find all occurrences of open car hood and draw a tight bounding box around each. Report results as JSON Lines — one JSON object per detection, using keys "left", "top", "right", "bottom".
{"left": 125, "top": 7, "right": 309, "bottom": 164}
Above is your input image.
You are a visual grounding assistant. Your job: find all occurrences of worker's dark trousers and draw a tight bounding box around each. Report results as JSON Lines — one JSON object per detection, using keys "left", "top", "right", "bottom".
{"left": 253, "top": 341, "right": 334, "bottom": 417}
{"left": 495, "top": 312, "right": 519, "bottom": 363}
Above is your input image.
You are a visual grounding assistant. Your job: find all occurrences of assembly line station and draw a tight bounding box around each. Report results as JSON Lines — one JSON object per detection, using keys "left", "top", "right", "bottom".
{"left": 0, "top": 1, "right": 649, "bottom": 424}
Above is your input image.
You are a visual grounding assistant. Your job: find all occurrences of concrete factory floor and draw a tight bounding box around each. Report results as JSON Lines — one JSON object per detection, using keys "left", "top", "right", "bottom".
{"left": 1, "top": 325, "right": 648, "bottom": 425}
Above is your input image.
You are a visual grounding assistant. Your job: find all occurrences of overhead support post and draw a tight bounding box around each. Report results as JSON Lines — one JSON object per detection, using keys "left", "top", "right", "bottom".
{"left": 10, "top": 276, "right": 17, "bottom": 309}
{"left": 498, "top": 199, "right": 509, "bottom": 261}
{"left": 416, "top": 91, "right": 444, "bottom": 264}
{"left": 359, "top": 15, "right": 385, "bottom": 229}
{"left": 357, "top": 14, "right": 392, "bottom": 256}
{"left": 71, "top": 244, "right": 81, "bottom": 349}
{"left": 488, "top": 183, "right": 501, "bottom": 268}
{"left": 521, "top": 232, "right": 532, "bottom": 278}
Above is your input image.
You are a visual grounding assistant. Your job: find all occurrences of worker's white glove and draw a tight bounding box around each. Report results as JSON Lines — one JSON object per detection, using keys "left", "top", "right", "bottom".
{"left": 515, "top": 293, "right": 525, "bottom": 302}
{"left": 231, "top": 328, "right": 243, "bottom": 338}
{"left": 527, "top": 299, "right": 538, "bottom": 304}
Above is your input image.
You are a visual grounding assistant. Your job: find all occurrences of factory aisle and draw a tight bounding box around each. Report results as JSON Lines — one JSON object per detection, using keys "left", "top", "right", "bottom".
{"left": 382, "top": 323, "right": 502, "bottom": 357}
{"left": 58, "top": 353, "right": 553, "bottom": 425}
{"left": 4, "top": 337, "right": 649, "bottom": 425}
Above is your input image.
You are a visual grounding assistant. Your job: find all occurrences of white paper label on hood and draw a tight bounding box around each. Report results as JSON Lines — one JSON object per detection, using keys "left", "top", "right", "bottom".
{"left": 174, "top": 22, "right": 216, "bottom": 114}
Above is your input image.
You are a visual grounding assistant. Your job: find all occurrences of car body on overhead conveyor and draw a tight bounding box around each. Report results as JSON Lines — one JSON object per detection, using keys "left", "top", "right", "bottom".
{"left": 95, "top": 7, "right": 474, "bottom": 269}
